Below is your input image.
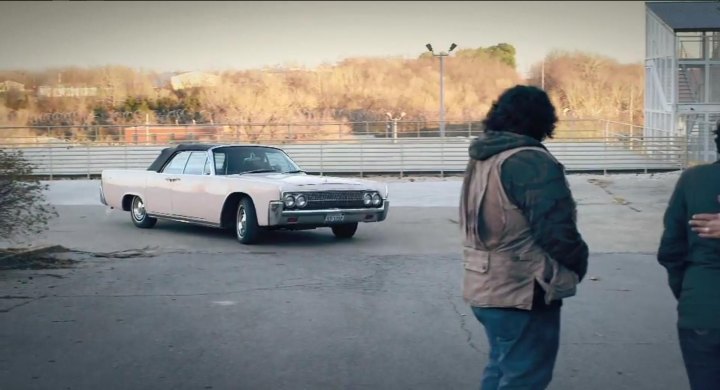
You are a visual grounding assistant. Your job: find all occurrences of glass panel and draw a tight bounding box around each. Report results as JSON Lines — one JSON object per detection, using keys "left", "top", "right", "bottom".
{"left": 183, "top": 152, "right": 208, "bottom": 175}
{"left": 203, "top": 156, "right": 212, "bottom": 175}
{"left": 213, "top": 146, "right": 300, "bottom": 175}
{"left": 709, "top": 65, "right": 720, "bottom": 103}
{"left": 266, "top": 152, "right": 297, "bottom": 172}
{"left": 162, "top": 151, "right": 191, "bottom": 174}
{"left": 678, "top": 32, "right": 704, "bottom": 60}
{"left": 679, "top": 66, "right": 705, "bottom": 103}
{"left": 214, "top": 152, "right": 226, "bottom": 174}
{"left": 710, "top": 32, "right": 720, "bottom": 60}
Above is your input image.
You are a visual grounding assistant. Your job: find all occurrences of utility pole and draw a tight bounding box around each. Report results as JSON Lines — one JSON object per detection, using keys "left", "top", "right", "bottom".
{"left": 426, "top": 43, "right": 457, "bottom": 138}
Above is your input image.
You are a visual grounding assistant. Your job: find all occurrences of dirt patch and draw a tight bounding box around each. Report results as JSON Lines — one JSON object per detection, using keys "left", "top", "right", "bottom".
{"left": 0, "top": 245, "right": 79, "bottom": 270}
{"left": 587, "top": 178, "right": 612, "bottom": 189}
{"left": 588, "top": 178, "right": 642, "bottom": 213}
{"left": 0, "top": 245, "right": 160, "bottom": 270}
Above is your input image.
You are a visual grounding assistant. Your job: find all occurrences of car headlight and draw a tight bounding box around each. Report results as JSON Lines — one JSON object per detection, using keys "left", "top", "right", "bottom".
{"left": 372, "top": 192, "right": 382, "bottom": 206}
{"left": 295, "top": 194, "right": 307, "bottom": 208}
{"left": 363, "top": 193, "right": 373, "bottom": 206}
{"left": 284, "top": 194, "right": 295, "bottom": 208}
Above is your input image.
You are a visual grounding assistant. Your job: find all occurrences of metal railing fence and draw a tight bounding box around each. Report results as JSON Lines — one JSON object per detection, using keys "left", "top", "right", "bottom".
{"left": 0, "top": 119, "right": 703, "bottom": 178}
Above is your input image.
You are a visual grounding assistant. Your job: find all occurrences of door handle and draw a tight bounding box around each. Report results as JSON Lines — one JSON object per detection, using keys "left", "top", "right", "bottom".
{"left": 165, "top": 178, "right": 180, "bottom": 182}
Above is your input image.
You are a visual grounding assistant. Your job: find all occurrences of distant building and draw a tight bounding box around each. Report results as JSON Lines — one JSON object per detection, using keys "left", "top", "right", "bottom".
{"left": 170, "top": 71, "right": 220, "bottom": 91}
{"left": 153, "top": 72, "right": 175, "bottom": 90}
{"left": 0, "top": 80, "right": 25, "bottom": 93}
{"left": 645, "top": 1, "right": 720, "bottom": 163}
{"left": 123, "top": 125, "right": 226, "bottom": 144}
{"left": 37, "top": 85, "right": 101, "bottom": 98}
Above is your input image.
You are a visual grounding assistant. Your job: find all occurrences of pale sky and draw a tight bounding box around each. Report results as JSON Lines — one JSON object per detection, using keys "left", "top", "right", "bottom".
{"left": 0, "top": 1, "right": 646, "bottom": 76}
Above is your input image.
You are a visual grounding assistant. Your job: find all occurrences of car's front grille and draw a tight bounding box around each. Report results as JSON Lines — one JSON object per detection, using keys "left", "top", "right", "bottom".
{"left": 289, "top": 191, "right": 372, "bottom": 210}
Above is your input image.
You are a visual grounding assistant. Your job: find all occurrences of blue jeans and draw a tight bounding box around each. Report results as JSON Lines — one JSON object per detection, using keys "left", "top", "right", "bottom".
{"left": 678, "top": 328, "right": 720, "bottom": 390}
{"left": 471, "top": 305, "right": 561, "bottom": 390}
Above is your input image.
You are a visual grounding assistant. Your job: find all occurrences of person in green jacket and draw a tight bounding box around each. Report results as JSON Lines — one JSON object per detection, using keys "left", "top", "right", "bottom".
{"left": 658, "top": 121, "right": 720, "bottom": 390}
{"left": 689, "top": 202, "right": 720, "bottom": 238}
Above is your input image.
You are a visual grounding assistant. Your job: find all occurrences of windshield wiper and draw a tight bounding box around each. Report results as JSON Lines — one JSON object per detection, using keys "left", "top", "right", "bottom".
{"left": 284, "top": 170, "right": 305, "bottom": 174}
{"left": 239, "top": 169, "right": 277, "bottom": 175}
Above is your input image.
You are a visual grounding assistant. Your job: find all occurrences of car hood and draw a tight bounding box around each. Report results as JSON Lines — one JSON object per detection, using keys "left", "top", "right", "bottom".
{"left": 229, "top": 173, "right": 388, "bottom": 194}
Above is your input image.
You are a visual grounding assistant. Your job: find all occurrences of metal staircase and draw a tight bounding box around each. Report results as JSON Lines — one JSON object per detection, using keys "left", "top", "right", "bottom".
{"left": 678, "top": 69, "right": 696, "bottom": 103}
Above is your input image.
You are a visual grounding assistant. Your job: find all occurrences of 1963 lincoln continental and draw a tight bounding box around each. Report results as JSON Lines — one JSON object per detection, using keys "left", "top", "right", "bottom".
{"left": 99, "top": 144, "right": 389, "bottom": 244}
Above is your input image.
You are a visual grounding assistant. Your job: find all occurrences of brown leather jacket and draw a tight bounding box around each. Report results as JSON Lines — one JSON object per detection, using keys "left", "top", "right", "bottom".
{"left": 459, "top": 145, "right": 580, "bottom": 310}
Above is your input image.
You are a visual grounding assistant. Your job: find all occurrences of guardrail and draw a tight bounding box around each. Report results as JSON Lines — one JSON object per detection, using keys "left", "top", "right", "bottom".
{"left": 0, "top": 120, "right": 692, "bottom": 177}
{"left": 1, "top": 137, "right": 687, "bottom": 178}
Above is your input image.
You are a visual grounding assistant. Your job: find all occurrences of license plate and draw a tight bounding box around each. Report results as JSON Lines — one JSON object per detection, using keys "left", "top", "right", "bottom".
{"left": 324, "top": 213, "right": 345, "bottom": 223}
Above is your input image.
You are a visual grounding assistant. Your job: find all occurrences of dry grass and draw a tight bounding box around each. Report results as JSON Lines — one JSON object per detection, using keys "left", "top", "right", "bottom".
{"left": 0, "top": 51, "right": 644, "bottom": 142}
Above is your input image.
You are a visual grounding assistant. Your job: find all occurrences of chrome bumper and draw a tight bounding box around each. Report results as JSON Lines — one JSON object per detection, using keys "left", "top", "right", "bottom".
{"left": 99, "top": 185, "right": 108, "bottom": 206}
{"left": 267, "top": 201, "right": 389, "bottom": 227}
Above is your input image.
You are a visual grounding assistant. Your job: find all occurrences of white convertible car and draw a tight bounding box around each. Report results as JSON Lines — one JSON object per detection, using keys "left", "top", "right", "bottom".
{"left": 100, "top": 144, "right": 390, "bottom": 244}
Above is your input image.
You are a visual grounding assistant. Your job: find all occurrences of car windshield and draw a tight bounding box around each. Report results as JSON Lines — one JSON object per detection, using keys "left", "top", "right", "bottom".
{"left": 212, "top": 146, "right": 302, "bottom": 175}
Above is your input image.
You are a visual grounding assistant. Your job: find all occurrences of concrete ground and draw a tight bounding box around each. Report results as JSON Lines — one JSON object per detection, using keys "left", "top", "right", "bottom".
{"left": 0, "top": 172, "right": 694, "bottom": 390}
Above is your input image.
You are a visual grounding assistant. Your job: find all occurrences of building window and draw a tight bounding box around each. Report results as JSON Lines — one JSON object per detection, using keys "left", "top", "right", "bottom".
{"left": 709, "top": 32, "right": 720, "bottom": 61}
{"left": 709, "top": 64, "right": 720, "bottom": 103}
{"left": 679, "top": 65, "right": 705, "bottom": 103}
{"left": 678, "top": 32, "right": 704, "bottom": 60}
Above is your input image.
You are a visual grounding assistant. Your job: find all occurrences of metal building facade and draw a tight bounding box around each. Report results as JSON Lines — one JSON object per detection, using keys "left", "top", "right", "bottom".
{"left": 645, "top": 1, "right": 720, "bottom": 163}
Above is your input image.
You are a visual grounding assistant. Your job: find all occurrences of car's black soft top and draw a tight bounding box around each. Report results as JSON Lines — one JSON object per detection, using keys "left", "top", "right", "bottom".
{"left": 147, "top": 143, "right": 218, "bottom": 172}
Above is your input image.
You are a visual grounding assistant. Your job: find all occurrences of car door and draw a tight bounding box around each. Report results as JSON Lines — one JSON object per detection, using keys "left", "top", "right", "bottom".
{"left": 145, "top": 151, "right": 191, "bottom": 216}
{"left": 171, "top": 151, "right": 222, "bottom": 223}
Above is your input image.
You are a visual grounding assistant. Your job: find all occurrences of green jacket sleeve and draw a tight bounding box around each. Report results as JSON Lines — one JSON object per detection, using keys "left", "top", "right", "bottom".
{"left": 500, "top": 150, "right": 589, "bottom": 281}
{"left": 657, "top": 172, "right": 689, "bottom": 299}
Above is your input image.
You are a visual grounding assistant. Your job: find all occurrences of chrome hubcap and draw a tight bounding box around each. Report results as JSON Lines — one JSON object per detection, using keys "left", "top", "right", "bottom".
{"left": 237, "top": 207, "right": 246, "bottom": 238}
{"left": 132, "top": 198, "right": 146, "bottom": 221}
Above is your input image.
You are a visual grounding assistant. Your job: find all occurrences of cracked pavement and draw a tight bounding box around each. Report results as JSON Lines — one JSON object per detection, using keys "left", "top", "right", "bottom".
{"left": 0, "top": 173, "right": 692, "bottom": 390}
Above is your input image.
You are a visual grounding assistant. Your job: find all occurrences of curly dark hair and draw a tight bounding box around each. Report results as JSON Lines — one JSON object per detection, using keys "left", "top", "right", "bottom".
{"left": 482, "top": 85, "right": 558, "bottom": 141}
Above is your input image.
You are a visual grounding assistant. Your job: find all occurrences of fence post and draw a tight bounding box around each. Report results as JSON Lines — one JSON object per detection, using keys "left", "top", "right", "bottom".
{"left": 400, "top": 142, "right": 404, "bottom": 179}
{"left": 360, "top": 141, "right": 364, "bottom": 178}
{"left": 603, "top": 120, "right": 609, "bottom": 176}
{"left": 468, "top": 122, "right": 472, "bottom": 137}
{"left": 440, "top": 138, "right": 445, "bottom": 178}
{"left": 319, "top": 143, "right": 324, "bottom": 176}
{"left": 287, "top": 123, "right": 291, "bottom": 142}
{"left": 86, "top": 143, "right": 91, "bottom": 179}
{"left": 364, "top": 121, "right": 369, "bottom": 137}
{"left": 49, "top": 135, "right": 54, "bottom": 180}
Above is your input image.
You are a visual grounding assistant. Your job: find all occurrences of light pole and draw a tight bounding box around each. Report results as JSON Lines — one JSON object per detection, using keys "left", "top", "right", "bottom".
{"left": 426, "top": 42, "right": 457, "bottom": 138}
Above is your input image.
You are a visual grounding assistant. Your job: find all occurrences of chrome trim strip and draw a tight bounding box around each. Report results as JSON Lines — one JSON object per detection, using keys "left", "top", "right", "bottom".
{"left": 147, "top": 213, "right": 222, "bottom": 228}
{"left": 99, "top": 185, "right": 108, "bottom": 206}
{"left": 281, "top": 205, "right": 386, "bottom": 215}
{"left": 267, "top": 201, "right": 388, "bottom": 226}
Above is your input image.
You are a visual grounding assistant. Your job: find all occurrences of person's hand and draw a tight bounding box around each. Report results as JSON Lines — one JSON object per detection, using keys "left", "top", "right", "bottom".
{"left": 689, "top": 213, "right": 720, "bottom": 238}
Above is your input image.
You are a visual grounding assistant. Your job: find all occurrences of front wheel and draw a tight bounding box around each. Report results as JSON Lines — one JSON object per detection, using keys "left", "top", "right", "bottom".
{"left": 130, "top": 196, "right": 157, "bottom": 228}
{"left": 236, "top": 197, "right": 261, "bottom": 244}
{"left": 331, "top": 223, "right": 358, "bottom": 239}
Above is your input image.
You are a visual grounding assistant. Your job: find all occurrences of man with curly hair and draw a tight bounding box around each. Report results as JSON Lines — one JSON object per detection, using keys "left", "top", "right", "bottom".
{"left": 658, "top": 120, "right": 720, "bottom": 390}
{"left": 458, "top": 85, "right": 589, "bottom": 389}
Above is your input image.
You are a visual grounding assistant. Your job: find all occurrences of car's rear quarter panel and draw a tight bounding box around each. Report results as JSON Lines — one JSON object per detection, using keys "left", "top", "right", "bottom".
{"left": 101, "top": 170, "right": 149, "bottom": 210}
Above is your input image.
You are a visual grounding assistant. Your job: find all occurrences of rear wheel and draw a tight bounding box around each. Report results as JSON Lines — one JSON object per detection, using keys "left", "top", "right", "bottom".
{"left": 130, "top": 196, "right": 157, "bottom": 228}
{"left": 331, "top": 223, "right": 358, "bottom": 239}
{"left": 236, "top": 197, "right": 261, "bottom": 244}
